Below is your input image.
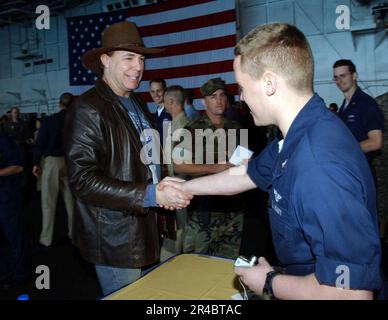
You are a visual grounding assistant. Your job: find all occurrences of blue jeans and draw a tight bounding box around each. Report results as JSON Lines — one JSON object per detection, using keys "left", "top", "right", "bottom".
{"left": 95, "top": 264, "right": 141, "bottom": 296}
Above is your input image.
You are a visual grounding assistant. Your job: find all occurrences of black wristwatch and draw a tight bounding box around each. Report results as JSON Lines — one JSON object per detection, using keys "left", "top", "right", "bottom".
{"left": 263, "top": 270, "right": 281, "bottom": 300}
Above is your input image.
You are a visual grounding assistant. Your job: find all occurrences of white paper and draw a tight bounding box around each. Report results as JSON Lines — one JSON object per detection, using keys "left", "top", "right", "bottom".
{"left": 231, "top": 293, "right": 245, "bottom": 300}
{"left": 229, "top": 145, "right": 254, "bottom": 166}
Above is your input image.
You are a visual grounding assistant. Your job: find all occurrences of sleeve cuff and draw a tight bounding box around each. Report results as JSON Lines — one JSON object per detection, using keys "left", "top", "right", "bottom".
{"left": 247, "top": 161, "right": 271, "bottom": 191}
{"left": 143, "top": 184, "right": 158, "bottom": 208}
{"left": 315, "top": 255, "right": 382, "bottom": 290}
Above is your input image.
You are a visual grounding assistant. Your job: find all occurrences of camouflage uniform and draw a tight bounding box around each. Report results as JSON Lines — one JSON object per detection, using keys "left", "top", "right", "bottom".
{"left": 182, "top": 114, "right": 244, "bottom": 259}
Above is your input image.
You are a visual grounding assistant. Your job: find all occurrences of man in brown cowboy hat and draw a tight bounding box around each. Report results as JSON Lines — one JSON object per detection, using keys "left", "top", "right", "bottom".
{"left": 64, "top": 21, "right": 192, "bottom": 296}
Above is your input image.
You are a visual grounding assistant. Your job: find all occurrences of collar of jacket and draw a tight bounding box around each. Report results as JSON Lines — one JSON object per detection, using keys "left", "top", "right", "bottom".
{"left": 95, "top": 78, "right": 154, "bottom": 127}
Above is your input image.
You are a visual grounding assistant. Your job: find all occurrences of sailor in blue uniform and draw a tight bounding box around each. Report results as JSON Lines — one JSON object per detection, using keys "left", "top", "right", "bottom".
{"left": 159, "top": 23, "right": 382, "bottom": 299}
{"left": 0, "top": 134, "right": 31, "bottom": 287}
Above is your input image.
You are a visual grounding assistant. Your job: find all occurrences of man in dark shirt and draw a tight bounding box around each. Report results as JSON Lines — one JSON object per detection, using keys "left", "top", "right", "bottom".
{"left": 333, "top": 59, "right": 384, "bottom": 164}
{"left": 32, "top": 93, "right": 75, "bottom": 247}
{"left": 161, "top": 23, "right": 381, "bottom": 299}
{"left": 0, "top": 134, "right": 31, "bottom": 288}
{"left": 149, "top": 78, "right": 172, "bottom": 145}
{"left": 1, "top": 107, "right": 30, "bottom": 145}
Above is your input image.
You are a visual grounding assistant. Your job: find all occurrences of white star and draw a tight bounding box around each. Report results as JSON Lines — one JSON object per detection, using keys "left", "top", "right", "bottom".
{"left": 78, "top": 70, "right": 81, "bottom": 74}
{"left": 94, "top": 76, "right": 97, "bottom": 81}
{"left": 85, "top": 27, "right": 88, "bottom": 32}
{"left": 70, "top": 21, "right": 74, "bottom": 25}
{"left": 73, "top": 77, "right": 77, "bottom": 81}
{"left": 77, "top": 42, "right": 80, "bottom": 46}
{"left": 83, "top": 77, "right": 86, "bottom": 81}
{"left": 75, "top": 28, "right": 78, "bottom": 32}
{"left": 80, "top": 34, "right": 84, "bottom": 38}
{"left": 86, "top": 42, "right": 90, "bottom": 46}
{"left": 95, "top": 26, "right": 99, "bottom": 30}
{"left": 80, "top": 20, "right": 83, "bottom": 25}
{"left": 109, "top": 16, "right": 112, "bottom": 21}
{"left": 91, "top": 33, "right": 95, "bottom": 37}
{"left": 89, "top": 19, "right": 93, "bottom": 23}
{"left": 71, "top": 35, "right": 75, "bottom": 39}
{"left": 72, "top": 49, "right": 76, "bottom": 53}
{"left": 73, "top": 63, "right": 77, "bottom": 67}
{"left": 99, "top": 18, "right": 103, "bottom": 22}
{"left": 88, "top": 70, "right": 91, "bottom": 74}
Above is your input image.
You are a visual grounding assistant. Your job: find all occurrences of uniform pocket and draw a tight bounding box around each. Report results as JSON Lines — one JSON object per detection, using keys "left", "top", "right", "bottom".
{"left": 268, "top": 207, "right": 296, "bottom": 263}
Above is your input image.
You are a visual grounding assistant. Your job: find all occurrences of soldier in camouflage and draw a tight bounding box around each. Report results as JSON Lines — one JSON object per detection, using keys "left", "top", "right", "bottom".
{"left": 173, "top": 77, "right": 245, "bottom": 259}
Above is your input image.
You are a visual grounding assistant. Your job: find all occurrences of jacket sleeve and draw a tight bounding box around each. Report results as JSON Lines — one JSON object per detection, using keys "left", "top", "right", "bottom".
{"left": 63, "top": 101, "right": 150, "bottom": 214}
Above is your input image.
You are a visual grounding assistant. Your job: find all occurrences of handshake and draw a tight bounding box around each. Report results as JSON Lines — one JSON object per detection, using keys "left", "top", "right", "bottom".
{"left": 156, "top": 177, "right": 193, "bottom": 210}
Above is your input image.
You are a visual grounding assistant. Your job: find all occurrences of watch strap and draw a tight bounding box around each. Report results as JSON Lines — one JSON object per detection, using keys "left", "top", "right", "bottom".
{"left": 263, "top": 270, "right": 281, "bottom": 300}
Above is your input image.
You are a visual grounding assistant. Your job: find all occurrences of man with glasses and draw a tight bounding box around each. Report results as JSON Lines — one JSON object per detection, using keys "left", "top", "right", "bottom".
{"left": 333, "top": 59, "right": 385, "bottom": 248}
{"left": 333, "top": 59, "right": 384, "bottom": 168}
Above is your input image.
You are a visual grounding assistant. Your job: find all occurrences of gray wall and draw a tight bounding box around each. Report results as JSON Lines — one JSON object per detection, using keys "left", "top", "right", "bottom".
{"left": 0, "top": 0, "right": 105, "bottom": 114}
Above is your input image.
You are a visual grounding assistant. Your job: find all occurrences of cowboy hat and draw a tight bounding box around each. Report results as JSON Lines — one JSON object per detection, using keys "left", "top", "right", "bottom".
{"left": 82, "top": 21, "right": 164, "bottom": 74}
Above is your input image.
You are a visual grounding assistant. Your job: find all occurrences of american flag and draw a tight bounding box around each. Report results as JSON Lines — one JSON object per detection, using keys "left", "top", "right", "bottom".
{"left": 67, "top": 0, "right": 238, "bottom": 112}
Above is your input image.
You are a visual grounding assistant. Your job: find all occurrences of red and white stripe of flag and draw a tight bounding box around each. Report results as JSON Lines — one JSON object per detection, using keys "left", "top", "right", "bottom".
{"left": 126, "top": 0, "right": 237, "bottom": 112}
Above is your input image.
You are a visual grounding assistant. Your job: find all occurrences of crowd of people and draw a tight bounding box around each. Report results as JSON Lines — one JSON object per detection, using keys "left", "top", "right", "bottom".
{"left": 0, "top": 95, "right": 76, "bottom": 289}
{"left": 0, "top": 20, "right": 386, "bottom": 300}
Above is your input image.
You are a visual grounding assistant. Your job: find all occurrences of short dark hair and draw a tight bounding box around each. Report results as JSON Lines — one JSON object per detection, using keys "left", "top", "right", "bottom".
{"left": 100, "top": 51, "right": 115, "bottom": 76}
{"left": 10, "top": 106, "right": 20, "bottom": 113}
{"left": 149, "top": 78, "right": 166, "bottom": 89}
{"left": 333, "top": 59, "right": 357, "bottom": 73}
{"left": 165, "top": 85, "right": 185, "bottom": 106}
{"left": 59, "top": 92, "right": 74, "bottom": 108}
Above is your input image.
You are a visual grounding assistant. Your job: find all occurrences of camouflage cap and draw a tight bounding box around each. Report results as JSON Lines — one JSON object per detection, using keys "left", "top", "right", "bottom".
{"left": 200, "top": 77, "right": 227, "bottom": 97}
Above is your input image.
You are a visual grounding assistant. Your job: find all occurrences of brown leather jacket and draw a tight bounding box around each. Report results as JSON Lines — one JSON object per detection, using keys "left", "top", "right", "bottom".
{"left": 64, "top": 79, "right": 160, "bottom": 268}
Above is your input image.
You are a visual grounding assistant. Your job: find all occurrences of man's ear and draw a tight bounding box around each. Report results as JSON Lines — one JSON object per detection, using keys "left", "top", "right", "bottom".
{"left": 262, "top": 71, "right": 276, "bottom": 96}
{"left": 100, "top": 54, "right": 110, "bottom": 69}
{"left": 352, "top": 72, "right": 357, "bottom": 82}
{"left": 201, "top": 98, "right": 206, "bottom": 108}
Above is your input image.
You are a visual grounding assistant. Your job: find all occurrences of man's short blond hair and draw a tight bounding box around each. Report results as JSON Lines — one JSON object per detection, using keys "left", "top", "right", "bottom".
{"left": 235, "top": 23, "right": 314, "bottom": 93}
